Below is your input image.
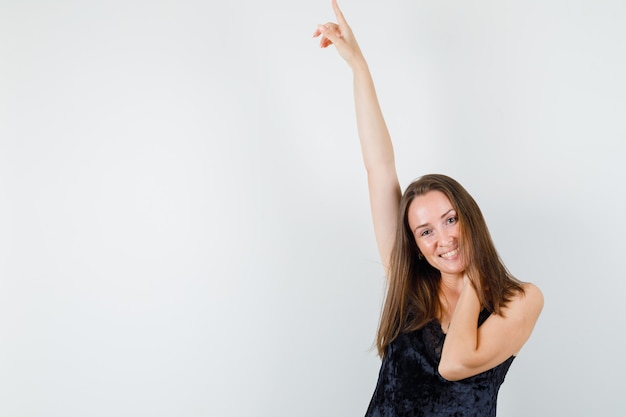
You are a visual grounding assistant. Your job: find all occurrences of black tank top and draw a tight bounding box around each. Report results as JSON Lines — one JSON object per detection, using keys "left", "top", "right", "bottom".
{"left": 365, "top": 310, "right": 514, "bottom": 417}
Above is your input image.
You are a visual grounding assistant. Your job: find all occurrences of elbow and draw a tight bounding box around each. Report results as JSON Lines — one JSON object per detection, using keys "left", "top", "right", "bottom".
{"left": 438, "top": 356, "right": 478, "bottom": 381}
{"left": 439, "top": 339, "right": 484, "bottom": 381}
{"left": 438, "top": 361, "right": 467, "bottom": 382}
{"left": 439, "top": 343, "right": 484, "bottom": 381}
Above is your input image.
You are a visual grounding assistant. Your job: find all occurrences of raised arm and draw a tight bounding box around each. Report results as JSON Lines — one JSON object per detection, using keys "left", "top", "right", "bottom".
{"left": 314, "top": 0, "right": 402, "bottom": 270}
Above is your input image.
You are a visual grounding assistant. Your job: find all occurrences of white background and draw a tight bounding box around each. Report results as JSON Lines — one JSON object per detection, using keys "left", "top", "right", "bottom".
{"left": 1, "top": 0, "right": 625, "bottom": 416}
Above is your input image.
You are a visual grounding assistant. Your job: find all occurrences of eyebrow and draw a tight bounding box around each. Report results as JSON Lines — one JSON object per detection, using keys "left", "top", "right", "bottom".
{"left": 412, "top": 209, "right": 456, "bottom": 234}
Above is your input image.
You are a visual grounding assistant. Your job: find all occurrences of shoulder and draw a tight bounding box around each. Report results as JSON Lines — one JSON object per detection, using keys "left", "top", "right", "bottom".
{"left": 520, "top": 282, "right": 544, "bottom": 310}
{"left": 506, "top": 282, "right": 544, "bottom": 323}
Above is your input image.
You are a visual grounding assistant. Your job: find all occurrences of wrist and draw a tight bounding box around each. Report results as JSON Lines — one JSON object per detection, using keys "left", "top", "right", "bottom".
{"left": 348, "top": 53, "right": 368, "bottom": 73}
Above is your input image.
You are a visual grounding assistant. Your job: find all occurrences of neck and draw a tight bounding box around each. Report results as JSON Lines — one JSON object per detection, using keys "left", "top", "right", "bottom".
{"left": 440, "top": 273, "right": 464, "bottom": 295}
{"left": 438, "top": 273, "right": 465, "bottom": 318}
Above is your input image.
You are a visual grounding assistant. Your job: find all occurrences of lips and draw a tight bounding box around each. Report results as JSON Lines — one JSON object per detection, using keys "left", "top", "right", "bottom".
{"left": 439, "top": 248, "right": 459, "bottom": 259}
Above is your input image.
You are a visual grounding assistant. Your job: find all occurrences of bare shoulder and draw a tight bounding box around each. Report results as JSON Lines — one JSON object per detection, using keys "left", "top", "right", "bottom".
{"left": 507, "top": 282, "right": 544, "bottom": 322}
{"left": 521, "top": 282, "right": 544, "bottom": 310}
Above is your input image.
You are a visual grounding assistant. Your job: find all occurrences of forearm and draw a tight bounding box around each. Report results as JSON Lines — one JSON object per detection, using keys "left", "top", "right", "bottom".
{"left": 439, "top": 283, "right": 482, "bottom": 380}
{"left": 315, "top": 2, "right": 396, "bottom": 176}
{"left": 351, "top": 60, "right": 396, "bottom": 175}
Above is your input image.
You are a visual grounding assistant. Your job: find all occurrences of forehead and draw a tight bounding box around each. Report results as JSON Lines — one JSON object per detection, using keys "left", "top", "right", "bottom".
{"left": 407, "top": 191, "right": 454, "bottom": 227}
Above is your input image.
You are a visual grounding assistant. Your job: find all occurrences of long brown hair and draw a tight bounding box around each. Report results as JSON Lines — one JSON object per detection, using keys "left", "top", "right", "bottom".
{"left": 376, "top": 174, "right": 524, "bottom": 357}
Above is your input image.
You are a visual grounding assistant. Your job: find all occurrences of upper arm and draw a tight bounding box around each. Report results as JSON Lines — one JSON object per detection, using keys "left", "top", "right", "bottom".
{"left": 449, "top": 283, "right": 544, "bottom": 380}
{"left": 367, "top": 169, "right": 402, "bottom": 272}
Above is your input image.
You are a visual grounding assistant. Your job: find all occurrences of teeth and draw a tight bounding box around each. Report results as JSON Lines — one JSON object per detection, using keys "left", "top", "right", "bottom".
{"left": 440, "top": 248, "right": 459, "bottom": 259}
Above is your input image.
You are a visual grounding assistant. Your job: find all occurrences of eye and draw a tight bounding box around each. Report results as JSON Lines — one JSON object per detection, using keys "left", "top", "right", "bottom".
{"left": 446, "top": 216, "right": 457, "bottom": 225}
{"left": 420, "top": 229, "right": 432, "bottom": 237}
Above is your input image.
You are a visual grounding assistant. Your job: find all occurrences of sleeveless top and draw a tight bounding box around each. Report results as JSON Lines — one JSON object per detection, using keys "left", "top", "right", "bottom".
{"left": 365, "top": 310, "right": 514, "bottom": 417}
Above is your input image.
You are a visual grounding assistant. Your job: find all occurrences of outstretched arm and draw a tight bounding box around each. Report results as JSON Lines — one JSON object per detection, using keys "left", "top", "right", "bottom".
{"left": 314, "top": 0, "right": 402, "bottom": 270}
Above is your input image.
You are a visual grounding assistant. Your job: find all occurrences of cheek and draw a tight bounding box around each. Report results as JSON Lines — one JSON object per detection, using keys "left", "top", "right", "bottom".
{"left": 415, "top": 239, "right": 433, "bottom": 253}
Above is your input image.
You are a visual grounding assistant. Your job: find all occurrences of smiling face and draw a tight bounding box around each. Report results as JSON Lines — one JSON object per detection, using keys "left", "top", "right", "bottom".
{"left": 407, "top": 190, "right": 467, "bottom": 280}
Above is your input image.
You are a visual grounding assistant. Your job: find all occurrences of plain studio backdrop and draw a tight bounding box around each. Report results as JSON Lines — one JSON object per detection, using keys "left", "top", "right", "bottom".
{"left": 1, "top": 0, "right": 625, "bottom": 416}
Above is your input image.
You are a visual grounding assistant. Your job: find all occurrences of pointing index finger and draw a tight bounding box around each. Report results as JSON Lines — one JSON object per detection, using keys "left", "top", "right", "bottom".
{"left": 332, "top": 0, "right": 348, "bottom": 27}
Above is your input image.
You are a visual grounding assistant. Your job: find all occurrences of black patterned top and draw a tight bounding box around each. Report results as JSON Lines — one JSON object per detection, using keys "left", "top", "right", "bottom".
{"left": 365, "top": 310, "right": 514, "bottom": 417}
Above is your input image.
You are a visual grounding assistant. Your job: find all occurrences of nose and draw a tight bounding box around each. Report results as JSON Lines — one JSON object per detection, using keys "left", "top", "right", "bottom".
{"left": 438, "top": 229, "right": 453, "bottom": 247}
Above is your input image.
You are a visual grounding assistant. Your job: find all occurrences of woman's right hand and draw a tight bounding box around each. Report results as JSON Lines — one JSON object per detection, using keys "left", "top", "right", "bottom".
{"left": 313, "top": 0, "right": 365, "bottom": 68}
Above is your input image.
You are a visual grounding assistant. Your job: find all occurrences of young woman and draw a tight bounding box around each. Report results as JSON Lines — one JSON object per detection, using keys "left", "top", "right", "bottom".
{"left": 314, "top": 1, "right": 544, "bottom": 415}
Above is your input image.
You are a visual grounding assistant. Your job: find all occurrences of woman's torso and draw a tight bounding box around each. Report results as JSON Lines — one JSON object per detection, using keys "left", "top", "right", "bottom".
{"left": 365, "top": 310, "right": 514, "bottom": 417}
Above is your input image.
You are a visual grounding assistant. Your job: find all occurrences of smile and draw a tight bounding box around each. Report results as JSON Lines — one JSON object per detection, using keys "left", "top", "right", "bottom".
{"left": 439, "top": 248, "right": 459, "bottom": 259}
